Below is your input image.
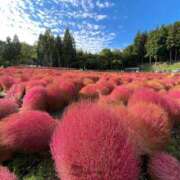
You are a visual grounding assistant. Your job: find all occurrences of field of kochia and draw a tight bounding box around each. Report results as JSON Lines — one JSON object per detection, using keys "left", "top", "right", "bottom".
{"left": 0, "top": 67, "right": 179, "bottom": 180}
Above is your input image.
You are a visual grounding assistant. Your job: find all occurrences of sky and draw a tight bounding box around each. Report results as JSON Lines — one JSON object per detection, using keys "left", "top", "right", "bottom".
{"left": 0, "top": 0, "right": 179, "bottom": 53}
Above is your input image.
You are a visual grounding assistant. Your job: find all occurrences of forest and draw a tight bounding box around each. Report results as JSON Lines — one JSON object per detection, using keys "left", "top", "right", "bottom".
{"left": 0, "top": 21, "right": 179, "bottom": 70}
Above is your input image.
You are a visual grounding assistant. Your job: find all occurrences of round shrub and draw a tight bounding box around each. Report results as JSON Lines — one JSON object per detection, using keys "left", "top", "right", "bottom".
{"left": 79, "top": 84, "right": 99, "bottom": 99}
{"left": 0, "top": 99, "right": 18, "bottom": 119}
{"left": 25, "top": 80, "right": 47, "bottom": 91}
{"left": 128, "top": 102, "right": 171, "bottom": 155}
{"left": 59, "top": 80, "right": 79, "bottom": 104}
{"left": 109, "top": 85, "right": 132, "bottom": 105}
{"left": 0, "top": 166, "right": 17, "bottom": 180}
{"left": 46, "top": 83, "right": 66, "bottom": 112}
{"left": 0, "top": 76, "right": 15, "bottom": 91}
{"left": 51, "top": 102, "right": 139, "bottom": 180}
{"left": 5, "top": 83, "right": 25, "bottom": 105}
{"left": 168, "top": 90, "right": 180, "bottom": 103}
{"left": 128, "top": 88, "right": 178, "bottom": 122}
{"left": 148, "top": 152, "right": 180, "bottom": 180}
{"left": 21, "top": 86, "right": 47, "bottom": 111}
{"left": 0, "top": 111, "right": 57, "bottom": 152}
{"left": 96, "top": 81, "right": 114, "bottom": 95}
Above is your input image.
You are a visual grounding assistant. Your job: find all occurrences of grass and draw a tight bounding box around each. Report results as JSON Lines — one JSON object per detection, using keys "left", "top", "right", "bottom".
{"left": 141, "top": 62, "right": 180, "bottom": 72}
{"left": 3, "top": 152, "right": 58, "bottom": 180}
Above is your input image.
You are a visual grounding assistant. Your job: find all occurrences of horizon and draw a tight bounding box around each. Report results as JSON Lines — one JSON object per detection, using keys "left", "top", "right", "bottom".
{"left": 0, "top": 0, "right": 180, "bottom": 53}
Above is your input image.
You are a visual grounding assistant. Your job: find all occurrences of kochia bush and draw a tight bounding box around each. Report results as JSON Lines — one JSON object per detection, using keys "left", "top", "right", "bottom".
{"left": 21, "top": 86, "right": 47, "bottom": 111}
{"left": 5, "top": 83, "right": 25, "bottom": 105}
{"left": 0, "top": 111, "right": 57, "bottom": 152}
{"left": 51, "top": 101, "right": 139, "bottom": 180}
{"left": 0, "top": 99, "right": 18, "bottom": 119}
{"left": 0, "top": 166, "right": 17, "bottom": 180}
{"left": 128, "top": 88, "right": 179, "bottom": 122}
{"left": 128, "top": 102, "right": 171, "bottom": 155}
{"left": 109, "top": 85, "right": 132, "bottom": 105}
{"left": 148, "top": 152, "right": 180, "bottom": 180}
{"left": 46, "top": 83, "right": 66, "bottom": 112}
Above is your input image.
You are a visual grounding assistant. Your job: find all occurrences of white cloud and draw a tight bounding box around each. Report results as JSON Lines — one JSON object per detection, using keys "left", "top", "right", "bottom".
{"left": 0, "top": 0, "right": 116, "bottom": 52}
{"left": 96, "top": 14, "right": 108, "bottom": 21}
{"left": 96, "top": 1, "right": 114, "bottom": 8}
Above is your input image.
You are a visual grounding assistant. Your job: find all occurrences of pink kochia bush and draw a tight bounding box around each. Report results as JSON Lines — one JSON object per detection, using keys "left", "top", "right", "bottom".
{"left": 46, "top": 83, "right": 67, "bottom": 112}
{"left": 51, "top": 102, "right": 139, "bottom": 180}
{"left": 58, "top": 80, "right": 79, "bottom": 104}
{"left": 109, "top": 85, "right": 132, "bottom": 105}
{"left": 148, "top": 152, "right": 180, "bottom": 180}
{"left": 21, "top": 86, "right": 47, "bottom": 111}
{"left": 79, "top": 84, "right": 99, "bottom": 99}
{"left": 0, "top": 76, "right": 15, "bottom": 91}
{"left": 0, "top": 111, "right": 57, "bottom": 152}
{"left": 128, "top": 102, "right": 171, "bottom": 155}
{"left": 0, "top": 99, "right": 18, "bottom": 119}
{"left": 5, "top": 83, "right": 25, "bottom": 105}
{"left": 128, "top": 88, "right": 179, "bottom": 122}
{"left": 0, "top": 166, "right": 17, "bottom": 180}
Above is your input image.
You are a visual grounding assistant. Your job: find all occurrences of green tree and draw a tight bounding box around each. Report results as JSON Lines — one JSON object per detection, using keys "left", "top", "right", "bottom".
{"left": 3, "top": 36, "right": 21, "bottom": 66}
{"left": 174, "top": 22, "right": 180, "bottom": 61}
{"left": 20, "top": 43, "right": 37, "bottom": 64}
{"left": 37, "top": 29, "right": 55, "bottom": 66}
{"left": 100, "top": 48, "right": 113, "bottom": 69}
{"left": 62, "top": 29, "right": 76, "bottom": 67}
{"left": 145, "top": 31, "right": 159, "bottom": 64}
{"left": 133, "top": 32, "right": 147, "bottom": 64}
{"left": 12, "top": 35, "right": 21, "bottom": 65}
{"left": 122, "top": 45, "right": 137, "bottom": 66}
{"left": 53, "top": 36, "right": 62, "bottom": 67}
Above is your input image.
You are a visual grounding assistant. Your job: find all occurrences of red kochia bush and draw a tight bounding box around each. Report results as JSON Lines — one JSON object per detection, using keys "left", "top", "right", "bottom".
{"left": 0, "top": 111, "right": 57, "bottom": 152}
{"left": 46, "top": 83, "right": 66, "bottom": 112}
{"left": 21, "top": 86, "right": 47, "bottom": 111}
{"left": 128, "top": 88, "right": 178, "bottom": 122}
{"left": 79, "top": 84, "right": 99, "bottom": 99}
{"left": 148, "top": 152, "right": 180, "bottom": 180}
{"left": 58, "top": 80, "right": 79, "bottom": 103}
{"left": 0, "top": 99, "right": 18, "bottom": 119}
{"left": 51, "top": 102, "right": 139, "bottom": 180}
{"left": 128, "top": 102, "right": 171, "bottom": 155}
{"left": 168, "top": 90, "right": 180, "bottom": 104}
{"left": 5, "top": 83, "right": 25, "bottom": 105}
{"left": 0, "top": 76, "right": 15, "bottom": 91}
{"left": 25, "top": 80, "right": 47, "bottom": 91}
{"left": 109, "top": 85, "right": 132, "bottom": 105}
{"left": 0, "top": 166, "right": 17, "bottom": 180}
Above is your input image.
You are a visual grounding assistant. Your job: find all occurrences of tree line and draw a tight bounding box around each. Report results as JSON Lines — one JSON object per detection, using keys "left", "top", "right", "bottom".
{"left": 0, "top": 21, "right": 179, "bottom": 69}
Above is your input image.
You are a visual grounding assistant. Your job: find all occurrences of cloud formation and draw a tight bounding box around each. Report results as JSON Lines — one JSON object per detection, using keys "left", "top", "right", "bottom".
{"left": 0, "top": 0, "right": 116, "bottom": 52}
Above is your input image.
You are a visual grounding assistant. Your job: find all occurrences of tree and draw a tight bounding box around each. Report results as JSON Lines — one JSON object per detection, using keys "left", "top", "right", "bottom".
{"left": 53, "top": 36, "right": 62, "bottom": 67}
{"left": 174, "top": 22, "right": 180, "bottom": 61}
{"left": 12, "top": 35, "right": 21, "bottom": 65}
{"left": 3, "top": 36, "right": 20, "bottom": 66}
{"left": 62, "top": 29, "right": 76, "bottom": 67}
{"left": 100, "top": 48, "right": 113, "bottom": 69}
{"left": 20, "top": 43, "right": 37, "bottom": 64}
{"left": 156, "top": 26, "right": 168, "bottom": 62}
{"left": 133, "top": 32, "right": 147, "bottom": 64}
{"left": 145, "top": 31, "right": 159, "bottom": 64}
{"left": 122, "top": 45, "right": 137, "bottom": 66}
{"left": 37, "top": 30, "right": 55, "bottom": 66}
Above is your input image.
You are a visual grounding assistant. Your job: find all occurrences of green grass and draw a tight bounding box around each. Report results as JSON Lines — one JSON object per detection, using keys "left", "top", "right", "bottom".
{"left": 141, "top": 62, "right": 180, "bottom": 72}
{"left": 166, "top": 126, "right": 180, "bottom": 160}
{"left": 3, "top": 152, "right": 58, "bottom": 180}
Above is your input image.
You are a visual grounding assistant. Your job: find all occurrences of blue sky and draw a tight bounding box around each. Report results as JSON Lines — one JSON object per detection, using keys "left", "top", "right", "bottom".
{"left": 0, "top": 0, "right": 179, "bottom": 52}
